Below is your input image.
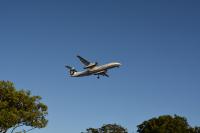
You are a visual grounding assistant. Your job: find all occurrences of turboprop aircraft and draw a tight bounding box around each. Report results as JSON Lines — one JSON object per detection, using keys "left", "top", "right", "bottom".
{"left": 65, "top": 55, "right": 121, "bottom": 79}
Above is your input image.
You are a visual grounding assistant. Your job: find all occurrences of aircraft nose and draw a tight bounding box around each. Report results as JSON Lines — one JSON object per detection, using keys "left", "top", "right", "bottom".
{"left": 115, "top": 62, "right": 122, "bottom": 66}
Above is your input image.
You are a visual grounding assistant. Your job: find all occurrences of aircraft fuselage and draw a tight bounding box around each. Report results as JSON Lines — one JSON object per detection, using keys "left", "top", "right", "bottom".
{"left": 71, "top": 62, "right": 121, "bottom": 77}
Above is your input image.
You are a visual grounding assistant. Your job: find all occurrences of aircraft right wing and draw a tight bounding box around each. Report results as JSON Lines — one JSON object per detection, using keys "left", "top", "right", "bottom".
{"left": 101, "top": 72, "right": 109, "bottom": 77}
{"left": 94, "top": 70, "right": 109, "bottom": 77}
{"left": 77, "top": 55, "right": 90, "bottom": 66}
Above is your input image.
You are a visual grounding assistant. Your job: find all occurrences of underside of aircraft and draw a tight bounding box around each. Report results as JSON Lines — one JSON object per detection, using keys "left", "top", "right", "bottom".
{"left": 65, "top": 55, "right": 121, "bottom": 79}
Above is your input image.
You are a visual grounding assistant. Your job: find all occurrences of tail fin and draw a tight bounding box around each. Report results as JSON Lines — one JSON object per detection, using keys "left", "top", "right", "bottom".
{"left": 65, "top": 65, "right": 77, "bottom": 76}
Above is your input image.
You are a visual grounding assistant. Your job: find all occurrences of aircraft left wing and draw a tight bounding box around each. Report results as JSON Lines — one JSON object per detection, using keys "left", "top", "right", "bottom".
{"left": 77, "top": 55, "right": 90, "bottom": 66}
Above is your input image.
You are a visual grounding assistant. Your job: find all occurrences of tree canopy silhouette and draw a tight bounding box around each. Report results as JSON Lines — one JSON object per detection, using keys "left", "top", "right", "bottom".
{"left": 137, "top": 115, "right": 200, "bottom": 133}
{"left": 83, "top": 124, "right": 128, "bottom": 133}
{"left": 0, "top": 81, "right": 48, "bottom": 133}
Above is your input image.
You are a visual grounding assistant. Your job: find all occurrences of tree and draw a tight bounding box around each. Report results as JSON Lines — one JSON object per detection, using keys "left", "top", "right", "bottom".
{"left": 85, "top": 128, "right": 99, "bottom": 133}
{"left": 137, "top": 115, "right": 198, "bottom": 133}
{"left": 189, "top": 127, "right": 200, "bottom": 133}
{"left": 83, "top": 124, "right": 128, "bottom": 133}
{"left": 0, "top": 81, "right": 48, "bottom": 133}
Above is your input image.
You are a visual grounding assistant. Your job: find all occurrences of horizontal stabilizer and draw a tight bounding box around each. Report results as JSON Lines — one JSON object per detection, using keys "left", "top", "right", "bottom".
{"left": 65, "top": 65, "right": 77, "bottom": 76}
{"left": 65, "top": 65, "right": 72, "bottom": 70}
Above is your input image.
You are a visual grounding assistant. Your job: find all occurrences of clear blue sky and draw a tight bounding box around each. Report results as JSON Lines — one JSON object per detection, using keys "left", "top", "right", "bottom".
{"left": 0, "top": 1, "right": 200, "bottom": 133}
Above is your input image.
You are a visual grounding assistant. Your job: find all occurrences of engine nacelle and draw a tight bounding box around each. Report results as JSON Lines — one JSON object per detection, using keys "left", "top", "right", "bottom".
{"left": 84, "top": 62, "right": 98, "bottom": 69}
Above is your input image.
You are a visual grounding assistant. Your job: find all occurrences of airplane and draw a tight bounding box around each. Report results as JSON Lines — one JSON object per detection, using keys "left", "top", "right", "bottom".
{"left": 65, "top": 55, "right": 121, "bottom": 79}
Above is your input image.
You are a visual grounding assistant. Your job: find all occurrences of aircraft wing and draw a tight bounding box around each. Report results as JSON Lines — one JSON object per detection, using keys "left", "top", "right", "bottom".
{"left": 77, "top": 55, "right": 90, "bottom": 66}
{"left": 101, "top": 72, "right": 109, "bottom": 77}
{"left": 94, "top": 70, "right": 109, "bottom": 77}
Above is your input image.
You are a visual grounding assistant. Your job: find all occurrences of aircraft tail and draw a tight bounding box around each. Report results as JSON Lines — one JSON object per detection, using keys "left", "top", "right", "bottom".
{"left": 65, "top": 65, "right": 77, "bottom": 76}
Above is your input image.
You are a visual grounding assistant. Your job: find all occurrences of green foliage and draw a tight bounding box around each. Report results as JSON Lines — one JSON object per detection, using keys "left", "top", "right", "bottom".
{"left": 189, "top": 127, "right": 200, "bottom": 133}
{"left": 84, "top": 124, "right": 128, "bottom": 133}
{"left": 137, "top": 115, "right": 197, "bottom": 133}
{"left": 83, "top": 115, "right": 200, "bottom": 133}
{"left": 86, "top": 128, "right": 99, "bottom": 133}
{"left": 0, "top": 81, "right": 48, "bottom": 133}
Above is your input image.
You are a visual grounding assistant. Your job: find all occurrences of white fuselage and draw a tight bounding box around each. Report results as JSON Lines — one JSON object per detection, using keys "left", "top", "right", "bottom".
{"left": 71, "top": 62, "right": 121, "bottom": 77}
